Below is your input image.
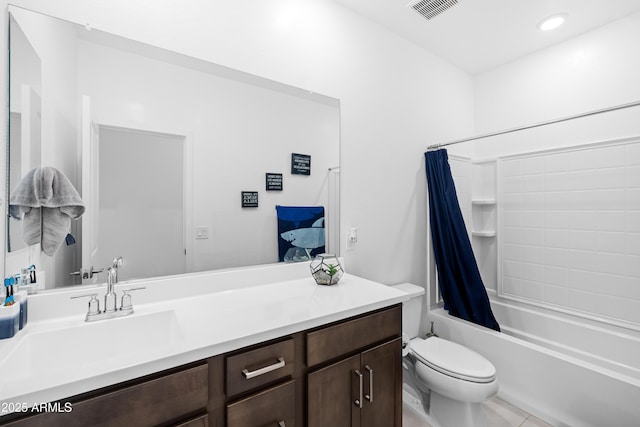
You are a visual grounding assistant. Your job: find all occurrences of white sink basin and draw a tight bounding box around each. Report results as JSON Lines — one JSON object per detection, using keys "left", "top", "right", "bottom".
{"left": 1, "top": 310, "right": 183, "bottom": 383}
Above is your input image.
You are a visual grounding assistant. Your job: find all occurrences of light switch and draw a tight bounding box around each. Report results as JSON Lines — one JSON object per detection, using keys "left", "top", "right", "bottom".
{"left": 347, "top": 227, "right": 358, "bottom": 249}
{"left": 195, "top": 226, "right": 210, "bottom": 239}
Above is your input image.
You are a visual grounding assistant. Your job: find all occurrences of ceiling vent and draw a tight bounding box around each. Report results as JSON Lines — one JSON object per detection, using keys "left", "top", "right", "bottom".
{"left": 407, "top": 0, "right": 459, "bottom": 21}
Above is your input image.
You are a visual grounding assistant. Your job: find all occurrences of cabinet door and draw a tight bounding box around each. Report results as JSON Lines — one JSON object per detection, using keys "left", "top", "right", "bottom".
{"left": 361, "top": 339, "right": 402, "bottom": 427}
{"left": 307, "top": 354, "right": 361, "bottom": 427}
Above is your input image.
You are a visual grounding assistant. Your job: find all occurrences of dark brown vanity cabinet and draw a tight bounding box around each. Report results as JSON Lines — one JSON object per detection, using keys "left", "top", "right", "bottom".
{"left": 307, "top": 339, "right": 401, "bottom": 427}
{"left": 1, "top": 363, "right": 210, "bottom": 427}
{"left": 224, "top": 338, "right": 296, "bottom": 427}
{"left": 306, "top": 306, "right": 403, "bottom": 427}
{"left": 1, "top": 304, "right": 402, "bottom": 427}
{"left": 221, "top": 304, "right": 403, "bottom": 427}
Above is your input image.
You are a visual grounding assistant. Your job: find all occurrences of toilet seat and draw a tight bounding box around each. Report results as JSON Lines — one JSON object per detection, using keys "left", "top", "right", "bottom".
{"left": 410, "top": 337, "right": 496, "bottom": 383}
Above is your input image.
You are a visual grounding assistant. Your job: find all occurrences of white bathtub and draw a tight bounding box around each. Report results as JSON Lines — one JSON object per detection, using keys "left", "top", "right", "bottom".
{"left": 427, "top": 298, "right": 640, "bottom": 427}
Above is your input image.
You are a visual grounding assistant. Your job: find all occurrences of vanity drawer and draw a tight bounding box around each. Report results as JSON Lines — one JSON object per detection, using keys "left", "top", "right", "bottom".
{"left": 226, "top": 338, "right": 294, "bottom": 398}
{"left": 306, "top": 304, "right": 402, "bottom": 367}
{"left": 226, "top": 380, "right": 295, "bottom": 427}
{"left": 175, "top": 413, "right": 209, "bottom": 427}
{"left": 3, "top": 363, "right": 209, "bottom": 427}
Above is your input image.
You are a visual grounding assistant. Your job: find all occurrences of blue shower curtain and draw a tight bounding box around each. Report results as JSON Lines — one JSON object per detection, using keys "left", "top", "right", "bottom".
{"left": 425, "top": 149, "right": 500, "bottom": 332}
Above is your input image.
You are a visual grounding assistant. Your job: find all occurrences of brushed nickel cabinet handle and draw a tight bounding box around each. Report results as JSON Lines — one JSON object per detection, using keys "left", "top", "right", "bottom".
{"left": 364, "top": 365, "right": 373, "bottom": 403}
{"left": 354, "top": 369, "right": 363, "bottom": 408}
{"left": 242, "top": 357, "right": 285, "bottom": 379}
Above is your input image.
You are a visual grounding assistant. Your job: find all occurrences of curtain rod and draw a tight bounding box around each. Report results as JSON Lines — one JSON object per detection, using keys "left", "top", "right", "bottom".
{"left": 426, "top": 100, "right": 640, "bottom": 151}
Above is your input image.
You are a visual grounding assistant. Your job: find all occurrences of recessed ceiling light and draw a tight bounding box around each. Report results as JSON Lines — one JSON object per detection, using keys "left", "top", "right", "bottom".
{"left": 538, "top": 13, "right": 568, "bottom": 31}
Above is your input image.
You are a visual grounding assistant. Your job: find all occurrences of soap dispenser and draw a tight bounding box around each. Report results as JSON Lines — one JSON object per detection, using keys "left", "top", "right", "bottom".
{"left": 1, "top": 277, "right": 20, "bottom": 339}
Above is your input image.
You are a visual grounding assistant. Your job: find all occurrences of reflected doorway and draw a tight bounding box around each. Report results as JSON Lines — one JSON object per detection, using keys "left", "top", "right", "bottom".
{"left": 93, "top": 126, "right": 186, "bottom": 282}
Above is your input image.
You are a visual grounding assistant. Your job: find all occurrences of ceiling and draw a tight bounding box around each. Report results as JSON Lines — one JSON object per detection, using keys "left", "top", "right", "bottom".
{"left": 332, "top": 0, "right": 640, "bottom": 75}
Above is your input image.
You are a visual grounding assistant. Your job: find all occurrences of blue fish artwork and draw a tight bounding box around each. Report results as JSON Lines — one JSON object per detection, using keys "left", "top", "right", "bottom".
{"left": 276, "top": 205, "right": 325, "bottom": 262}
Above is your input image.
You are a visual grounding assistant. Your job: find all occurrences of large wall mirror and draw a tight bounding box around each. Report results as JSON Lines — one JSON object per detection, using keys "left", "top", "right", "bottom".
{"left": 6, "top": 6, "right": 341, "bottom": 291}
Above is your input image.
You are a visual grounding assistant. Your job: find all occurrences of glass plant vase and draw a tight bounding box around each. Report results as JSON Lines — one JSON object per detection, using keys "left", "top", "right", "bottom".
{"left": 310, "top": 254, "right": 344, "bottom": 286}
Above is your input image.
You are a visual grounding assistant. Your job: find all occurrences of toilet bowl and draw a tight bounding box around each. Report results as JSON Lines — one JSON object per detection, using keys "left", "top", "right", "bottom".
{"left": 393, "top": 283, "right": 498, "bottom": 427}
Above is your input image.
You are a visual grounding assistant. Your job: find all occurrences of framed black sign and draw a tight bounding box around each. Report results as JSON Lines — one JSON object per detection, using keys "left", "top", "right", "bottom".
{"left": 291, "top": 153, "right": 311, "bottom": 175}
{"left": 266, "top": 173, "right": 283, "bottom": 191}
{"left": 241, "top": 191, "right": 259, "bottom": 208}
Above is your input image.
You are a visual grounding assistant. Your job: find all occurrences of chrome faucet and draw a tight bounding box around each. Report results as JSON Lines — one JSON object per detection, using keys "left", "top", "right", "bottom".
{"left": 104, "top": 257, "right": 123, "bottom": 313}
{"left": 71, "top": 256, "right": 145, "bottom": 322}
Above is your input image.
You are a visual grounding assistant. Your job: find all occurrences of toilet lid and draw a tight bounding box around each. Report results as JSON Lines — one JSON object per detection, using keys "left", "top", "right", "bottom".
{"left": 410, "top": 337, "right": 496, "bottom": 383}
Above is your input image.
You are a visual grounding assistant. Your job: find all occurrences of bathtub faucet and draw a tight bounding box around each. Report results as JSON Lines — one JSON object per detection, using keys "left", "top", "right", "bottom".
{"left": 426, "top": 321, "right": 438, "bottom": 338}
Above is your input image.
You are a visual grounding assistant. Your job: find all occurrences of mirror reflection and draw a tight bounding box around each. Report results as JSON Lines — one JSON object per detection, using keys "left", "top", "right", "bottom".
{"left": 8, "top": 11, "right": 42, "bottom": 255}
{"left": 6, "top": 6, "right": 341, "bottom": 291}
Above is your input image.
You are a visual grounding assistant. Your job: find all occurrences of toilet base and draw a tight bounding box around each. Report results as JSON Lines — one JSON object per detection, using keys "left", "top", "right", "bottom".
{"left": 430, "top": 390, "right": 487, "bottom": 427}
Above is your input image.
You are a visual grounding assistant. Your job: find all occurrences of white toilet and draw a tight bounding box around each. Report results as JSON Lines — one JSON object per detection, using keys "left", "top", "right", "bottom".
{"left": 393, "top": 283, "right": 498, "bottom": 427}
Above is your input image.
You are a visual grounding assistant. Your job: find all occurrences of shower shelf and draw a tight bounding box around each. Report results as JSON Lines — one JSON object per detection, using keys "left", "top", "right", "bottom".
{"left": 471, "top": 230, "right": 496, "bottom": 237}
{"left": 471, "top": 199, "right": 496, "bottom": 205}
{"left": 471, "top": 198, "right": 497, "bottom": 238}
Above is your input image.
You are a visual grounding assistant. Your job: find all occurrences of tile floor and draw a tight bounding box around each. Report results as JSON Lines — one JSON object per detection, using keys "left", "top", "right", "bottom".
{"left": 403, "top": 396, "right": 553, "bottom": 427}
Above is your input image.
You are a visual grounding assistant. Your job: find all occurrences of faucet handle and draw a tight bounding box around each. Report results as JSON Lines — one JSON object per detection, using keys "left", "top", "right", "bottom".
{"left": 120, "top": 287, "right": 145, "bottom": 312}
{"left": 71, "top": 293, "right": 100, "bottom": 317}
{"left": 121, "top": 290, "right": 133, "bottom": 311}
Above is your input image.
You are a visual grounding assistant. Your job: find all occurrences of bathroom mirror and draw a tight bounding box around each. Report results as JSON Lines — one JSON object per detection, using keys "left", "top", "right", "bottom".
{"left": 8, "top": 11, "right": 42, "bottom": 255}
{"left": 6, "top": 6, "right": 341, "bottom": 290}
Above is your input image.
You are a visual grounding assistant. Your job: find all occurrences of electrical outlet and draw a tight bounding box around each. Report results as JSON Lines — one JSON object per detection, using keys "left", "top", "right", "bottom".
{"left": 195, "top": 226, "right": 210, "bottom": 240}
{"left": 346, "top": 227, "right": 358, "bottom": 249}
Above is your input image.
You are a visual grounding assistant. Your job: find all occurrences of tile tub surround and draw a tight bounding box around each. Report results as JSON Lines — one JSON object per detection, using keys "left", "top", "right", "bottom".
{"left": 0, "top": 262, "right": 409, "bottom": 415}
{"left": 499, "top": 139, "right": 640, "bottom": 327}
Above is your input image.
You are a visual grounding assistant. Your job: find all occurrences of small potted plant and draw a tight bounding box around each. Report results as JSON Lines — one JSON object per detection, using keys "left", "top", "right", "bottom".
{"left": 310, "top": 254, "right": 344, "bottom": 286}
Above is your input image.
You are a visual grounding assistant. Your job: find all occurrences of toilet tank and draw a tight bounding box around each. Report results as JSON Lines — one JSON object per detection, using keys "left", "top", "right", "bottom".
{"left": 392, "top": 283, "right": 425, "bottom": 339}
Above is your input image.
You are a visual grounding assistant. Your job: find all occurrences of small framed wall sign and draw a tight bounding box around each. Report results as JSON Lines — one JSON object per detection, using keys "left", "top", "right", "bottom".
{"left": 266, "top": 173, "right": 283, "bottom": 191}
{"left": 241, "top": 191, "right": 259, "bottom": 208}
{"left": 291, "top": 153, "right": 311, "bottom": 175}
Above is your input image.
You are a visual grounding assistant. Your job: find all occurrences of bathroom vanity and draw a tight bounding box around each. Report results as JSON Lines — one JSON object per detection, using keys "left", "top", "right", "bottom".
{"left": 0, "top": 263, "right": 407, "bottom": 426}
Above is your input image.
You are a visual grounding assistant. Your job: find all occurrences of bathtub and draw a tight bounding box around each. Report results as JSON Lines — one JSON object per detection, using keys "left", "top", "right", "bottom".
{"left": 426, "top": 298, "right": 640, "bottom": 427}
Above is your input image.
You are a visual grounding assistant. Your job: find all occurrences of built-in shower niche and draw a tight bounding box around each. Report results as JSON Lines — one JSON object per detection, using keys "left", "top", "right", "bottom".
{"left": 447, "top": 155, "right": 498, "bottom": 292}
{"left": 471, "top": 200, "right": 496, "bottom": 237}
{"left": 471, "top": 160, "right": 498, "bottom": 292}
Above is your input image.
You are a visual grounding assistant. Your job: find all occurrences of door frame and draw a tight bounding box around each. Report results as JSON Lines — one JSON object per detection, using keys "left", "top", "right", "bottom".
{"left": 81, "top": 97, "right": 193, "bottom": 276}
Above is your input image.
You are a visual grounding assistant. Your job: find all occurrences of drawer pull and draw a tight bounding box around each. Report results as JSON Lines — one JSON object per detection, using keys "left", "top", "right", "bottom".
{"left": 364, "top": 365, "right": 373, "bottom": 403}
{"left": 242, "top": 357, "right": 286, "bottom": 379}
{"left": 353, "top": 369, "right": 363, "bottom": 408}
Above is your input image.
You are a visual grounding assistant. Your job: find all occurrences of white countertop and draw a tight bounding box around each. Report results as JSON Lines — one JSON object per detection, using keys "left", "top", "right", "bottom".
{"left": 0, "top": 263, "right": 408, "bottom": 416}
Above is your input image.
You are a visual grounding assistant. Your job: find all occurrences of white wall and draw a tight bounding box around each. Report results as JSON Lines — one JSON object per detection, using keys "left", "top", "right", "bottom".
{"left": 474, "top": 11, "right": 640, "bottom": 147}
{"left": 1, "top": 0, "right": 475, "bottom": 287}
{"left": 10, "top": 6, "right": 78, "bottom": 176}
{"left": 8, "top": 13, "right": 39, "bottom": 114}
